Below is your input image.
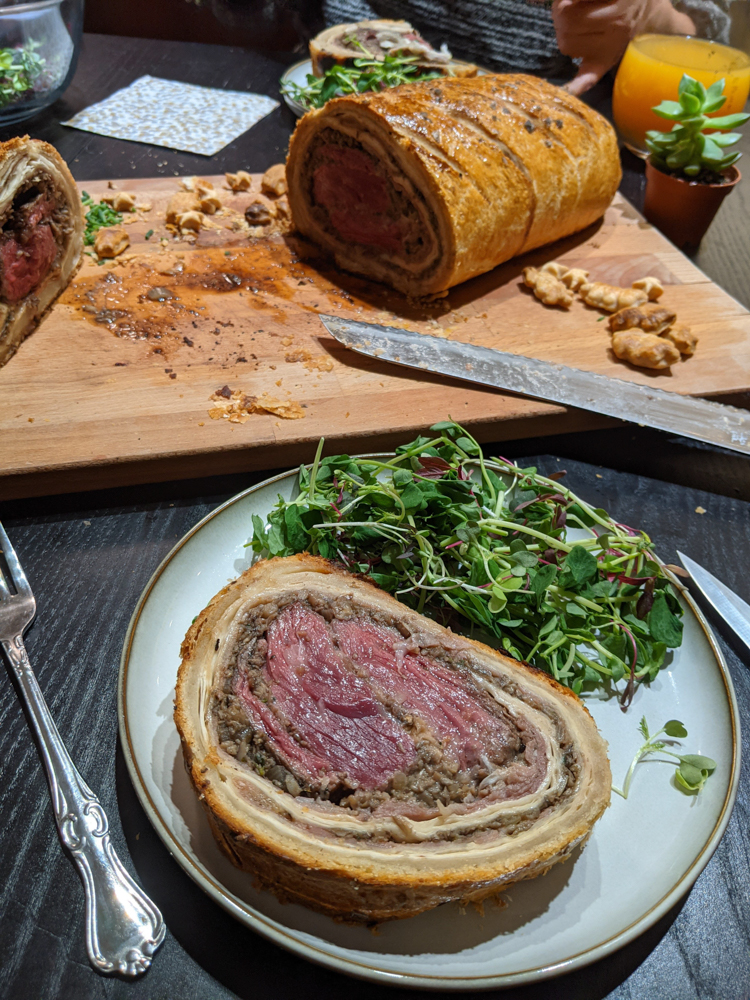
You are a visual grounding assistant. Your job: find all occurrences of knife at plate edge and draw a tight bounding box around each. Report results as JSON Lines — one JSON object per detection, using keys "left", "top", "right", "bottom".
{"left": 677, "top": 550, "right": 750, "bottom": 654}
{"left": 319, "top": 314, "right": 750, "bottom": 457}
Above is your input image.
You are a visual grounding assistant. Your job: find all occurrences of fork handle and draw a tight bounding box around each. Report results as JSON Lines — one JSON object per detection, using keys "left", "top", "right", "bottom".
{"left": 2, "top": 635, "right": 166, "bottom": 976}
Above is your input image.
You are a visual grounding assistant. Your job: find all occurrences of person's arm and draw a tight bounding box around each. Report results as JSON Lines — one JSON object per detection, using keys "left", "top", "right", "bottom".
{"left": 552, "top": 0, "right": 696, "bottom": 95}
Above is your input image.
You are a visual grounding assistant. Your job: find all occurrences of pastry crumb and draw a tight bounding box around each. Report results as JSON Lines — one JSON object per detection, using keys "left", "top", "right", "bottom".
{"left": 208, "top": 387, "right": 305, "bottom": 421}
{"left": 261, "top": 163, "right": 287, "bottom": 197}
{"left": 285, "top": 348, "right": 311, "bottom": 363}
{"left": 304, "top": 356, "right": 334, "bottom": 372}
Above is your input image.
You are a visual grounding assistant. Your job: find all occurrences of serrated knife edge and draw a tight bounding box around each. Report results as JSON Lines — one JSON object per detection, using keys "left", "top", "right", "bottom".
{"left": 320, "top": 314, "right": 750, "bottom": 456}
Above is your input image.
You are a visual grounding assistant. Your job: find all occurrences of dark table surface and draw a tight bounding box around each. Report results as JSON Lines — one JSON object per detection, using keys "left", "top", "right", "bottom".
{"left": 1, "top": 32, "right": 749, "bottom": 1000}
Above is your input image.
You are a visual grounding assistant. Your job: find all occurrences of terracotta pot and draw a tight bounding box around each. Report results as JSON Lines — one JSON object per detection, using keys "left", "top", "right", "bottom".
{"left": 643, "top": 161, "right": 740, "bottom": 250}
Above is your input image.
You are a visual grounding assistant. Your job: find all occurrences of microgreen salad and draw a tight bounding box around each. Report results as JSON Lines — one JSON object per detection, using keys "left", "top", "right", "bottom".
{"left": 0, "top": 42, "right": 46, "bottom": 110}
{"left": 281, "top": 53, "right": 443, "bottom": 111}
{"left": 251, "top": 421, "right": 684, "bottom": 705}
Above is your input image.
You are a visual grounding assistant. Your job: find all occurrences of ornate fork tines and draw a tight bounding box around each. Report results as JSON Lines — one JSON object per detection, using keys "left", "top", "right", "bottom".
{"left": 0, "top": 521, "right": 165, "bottom": 976}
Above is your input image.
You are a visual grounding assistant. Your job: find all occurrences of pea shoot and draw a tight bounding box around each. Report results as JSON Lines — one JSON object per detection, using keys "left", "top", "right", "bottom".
{"left": 282, "top": 53, "right": 443, "bottom": 110}
{"left": 251, "top": 421, "right": 685, "bottom": 705}
{"left": 613, "top": 717, "right": 716, "bottom": 798}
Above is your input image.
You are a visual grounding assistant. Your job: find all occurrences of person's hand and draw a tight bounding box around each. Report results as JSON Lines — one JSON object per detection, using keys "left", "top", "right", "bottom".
{"left": 551, "top": 0, "right": 696, "bottom": 95}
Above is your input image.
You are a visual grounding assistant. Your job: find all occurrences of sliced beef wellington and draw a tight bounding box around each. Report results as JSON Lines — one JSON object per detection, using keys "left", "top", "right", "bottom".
{"left": 309, "top": 19, "right": 477, "bottom": 78}
{"left": 286, "top": 74, "right": 621, "bottom": 297}
{"left": 0, "top": 137, "right": 83, "bottom": 367}
{"left": 175, "top": 554, "right": 611, "bottom": 922}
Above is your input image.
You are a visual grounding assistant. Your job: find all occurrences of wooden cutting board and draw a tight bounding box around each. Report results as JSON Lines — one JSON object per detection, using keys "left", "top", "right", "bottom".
{"left": 2, "top": 174, "right": 750, "bottom": 499}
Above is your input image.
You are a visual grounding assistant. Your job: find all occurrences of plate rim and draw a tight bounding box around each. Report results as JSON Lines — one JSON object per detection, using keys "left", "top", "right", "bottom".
{"left": 118, "top": 464, "right": 742, "bottom": 990}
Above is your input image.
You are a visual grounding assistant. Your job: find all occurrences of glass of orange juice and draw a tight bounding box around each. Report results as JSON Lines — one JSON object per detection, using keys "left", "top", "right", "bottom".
{"left": 613, "top": 34, "right": 750, "bottom": 156}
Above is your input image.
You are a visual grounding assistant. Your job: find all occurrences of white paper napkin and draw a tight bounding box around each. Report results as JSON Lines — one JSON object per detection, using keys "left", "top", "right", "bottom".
{"left": 63, "top": 75, "right": 279, "bottom": 156}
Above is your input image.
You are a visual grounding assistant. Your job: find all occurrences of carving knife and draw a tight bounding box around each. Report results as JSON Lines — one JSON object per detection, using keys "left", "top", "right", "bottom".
{"left": 319, "top": 314, "right": 750, "bottom": 456}
{"left": 677, "top": 550, "right": 750, "bottom": 654}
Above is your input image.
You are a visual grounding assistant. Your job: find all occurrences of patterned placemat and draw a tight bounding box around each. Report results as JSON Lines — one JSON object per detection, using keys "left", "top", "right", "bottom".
{"left": 63, "top": 75, "right": 279, "bottom": 155}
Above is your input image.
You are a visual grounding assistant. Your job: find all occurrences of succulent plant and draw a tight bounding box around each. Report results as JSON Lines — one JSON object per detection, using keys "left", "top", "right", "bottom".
{"left": 645, "top": 74, "right": 750, "bottom": 179}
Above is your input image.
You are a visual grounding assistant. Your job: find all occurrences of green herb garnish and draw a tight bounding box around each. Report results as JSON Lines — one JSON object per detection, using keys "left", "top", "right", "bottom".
{"left": 613, "top": 717, "right": 716, "bottom": 797}
{"left": 81, "top": 192, "right": 123, "bottom": 246}
{"left": 282, "top": 54, "right": 444, "bottom": 110}
{"left": 145, "top": 229, "right": 154, "bottom": 240}
{"left": 0, "top": 42, "right": 45, "bottom": 109}
{"left": 250, "top": 421, "right": 684, "bottom": 701}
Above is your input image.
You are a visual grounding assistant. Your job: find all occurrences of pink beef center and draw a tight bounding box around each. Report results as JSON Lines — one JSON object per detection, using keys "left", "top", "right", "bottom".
{"left": 0, "top": 195, "right": 57, "bottom": 304}
{"left": 234, "top": 602, "right": 525, "bottom": 791}
{"left": 312, "top": 146, "right": 404, "bottom": 253}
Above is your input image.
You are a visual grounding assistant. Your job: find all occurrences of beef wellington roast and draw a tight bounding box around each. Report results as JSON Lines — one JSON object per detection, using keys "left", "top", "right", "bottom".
{"left": 175, "top": 554, "right": 611, "bottom": 922}
{"left": 285, "top": 74, "right": 621, "bottom": 296}
{"left": 0, "top": 137, "right": 83, "bottom": 367}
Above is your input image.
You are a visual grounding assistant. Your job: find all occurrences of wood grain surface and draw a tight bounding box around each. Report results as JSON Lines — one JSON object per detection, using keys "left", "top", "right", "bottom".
{"left": 1, "top": 455, "right": 748, "bottom": 1000}
{"left": 2, "top": 175, "right": 750, "bottom": 501}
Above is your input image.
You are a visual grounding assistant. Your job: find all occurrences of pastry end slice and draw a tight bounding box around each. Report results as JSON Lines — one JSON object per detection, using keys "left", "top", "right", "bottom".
{"left": 0, "top": 136, "right": 84, "bottom": 368}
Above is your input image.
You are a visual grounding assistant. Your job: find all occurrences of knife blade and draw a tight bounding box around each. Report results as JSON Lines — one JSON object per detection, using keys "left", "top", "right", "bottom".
{"left": 677, "top": 550, "right": 750, "bottom": 654}
{"left": 320, "top": 314, "right": 750, "bottom": 457}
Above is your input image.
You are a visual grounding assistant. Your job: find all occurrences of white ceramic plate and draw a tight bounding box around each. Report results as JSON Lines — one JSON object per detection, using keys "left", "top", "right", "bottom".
{"left": 119, "top": 466, "right": 741, "bottom": 990}
{"left": 280, "top": 58, "right": 482, "bottom": 117}
{"left": 280, "top": 59, "right": 317, "bottom": 117}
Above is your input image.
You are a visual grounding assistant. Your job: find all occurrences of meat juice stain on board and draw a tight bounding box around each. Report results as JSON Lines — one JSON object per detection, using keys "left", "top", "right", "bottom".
{"left": 61, "top": 234, "right": 453, "bottom": 348}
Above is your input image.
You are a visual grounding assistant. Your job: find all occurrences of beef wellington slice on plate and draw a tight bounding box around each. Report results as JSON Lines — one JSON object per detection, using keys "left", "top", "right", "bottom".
{"left": 175, "top": 554, "right": 611, "bottom": 922}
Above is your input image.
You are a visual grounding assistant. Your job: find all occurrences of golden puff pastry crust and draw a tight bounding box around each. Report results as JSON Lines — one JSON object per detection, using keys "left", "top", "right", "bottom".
{"left": 286, "top": 74, "right": 621, "bottom": 296}
{"left": 0, "top": 136, "right": 83, "bottom": 367}
{"left": 175, "top": 554, "right": 611, "bottom": 923}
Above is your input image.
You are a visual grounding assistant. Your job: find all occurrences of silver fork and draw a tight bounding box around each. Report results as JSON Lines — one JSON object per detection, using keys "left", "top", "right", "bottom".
{"left": 0, "top": 521, "right": 165, "bottom": 976}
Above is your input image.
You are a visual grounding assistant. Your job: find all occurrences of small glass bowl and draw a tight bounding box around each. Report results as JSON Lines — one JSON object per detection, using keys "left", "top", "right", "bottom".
{"left": 0, "top": 0, "right": 83, "bottom": 126}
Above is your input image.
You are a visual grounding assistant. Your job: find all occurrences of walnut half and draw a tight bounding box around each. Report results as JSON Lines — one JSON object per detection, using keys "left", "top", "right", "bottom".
{"left": 101, "top": 191, "right": 136, "bottom": 212}
{"left": 226, "top": 170, "right": 253, "bottom": 192}
{"left": 608, "top": 303, "right": 677, "bottom": 335}
{"left": 176, "top": 210, "right": 204, "bottom": 232}
{"left": 245, "top": 199, "right": 274, "bottom": 226}
{"left": 166, "top": 192, "right": 200, "bottom": 224}
{"left": 523, "top": 266, "right": 573, "bottom": 308}
{"left": 580, "top": 282, "right": 648, "bottom": 312}
{"left": 611, "top": 330, "right": 680, "bottom": 369}
{"left": 632, "top": 276, "right": 664, "bottom": 301}
{"left": 663, "top": 325, "right": 698, "bottom": 356}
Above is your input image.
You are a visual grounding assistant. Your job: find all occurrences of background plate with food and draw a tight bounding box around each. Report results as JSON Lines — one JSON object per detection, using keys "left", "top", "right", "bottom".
{"left": 280, "top": 56, "right": 483, "bottom": 118}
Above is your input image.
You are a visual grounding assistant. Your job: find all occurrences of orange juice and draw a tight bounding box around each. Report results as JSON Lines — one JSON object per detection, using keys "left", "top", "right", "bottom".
{"left": 613, "top": 34, "right": 750, "bottom": 155}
